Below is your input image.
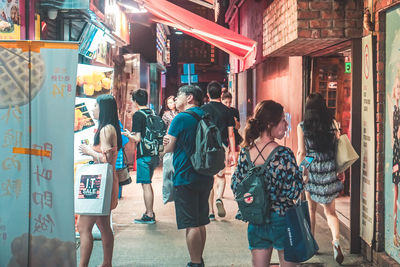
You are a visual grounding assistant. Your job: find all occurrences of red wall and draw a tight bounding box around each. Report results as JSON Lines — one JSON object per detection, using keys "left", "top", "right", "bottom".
{"left": 255, "top": 56, "right": 303, "bottom": 154}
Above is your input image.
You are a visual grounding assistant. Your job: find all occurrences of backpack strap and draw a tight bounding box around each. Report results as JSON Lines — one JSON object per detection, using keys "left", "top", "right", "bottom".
{"left": 183, "top": 110, "right": 202, "bottom": 121}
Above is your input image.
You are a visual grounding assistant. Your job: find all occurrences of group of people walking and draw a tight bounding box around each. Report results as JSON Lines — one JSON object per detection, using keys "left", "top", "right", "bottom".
{"left": 76, "top": 80, "right": 346, "bottom": 267}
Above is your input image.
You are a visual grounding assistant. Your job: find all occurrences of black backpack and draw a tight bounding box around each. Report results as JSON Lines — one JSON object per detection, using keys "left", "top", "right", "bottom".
{"left": 235, "top": 145, "right": 280, "bottom": 225}
{"left": 183, "top": 110, "right": 225, "bottom": 176}
{"left": 138, "top": 109, "right": 166, "bottom": 156}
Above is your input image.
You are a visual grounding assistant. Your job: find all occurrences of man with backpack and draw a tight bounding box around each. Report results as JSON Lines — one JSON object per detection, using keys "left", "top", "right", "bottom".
{"left": 162, "top": 85, "right": 214, "bottom": 267}
{"left": 124, "top": 88, "right": 166, "bottom": 224}
{"left": 202, "top": 81, "right": 236, "bottom": 220}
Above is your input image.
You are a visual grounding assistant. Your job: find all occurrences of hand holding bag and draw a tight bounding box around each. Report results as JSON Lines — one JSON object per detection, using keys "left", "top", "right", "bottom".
{"left": 74, "top": 162, "right": 113, "bottom": 215}
{"left": 284, "top": 200, "right": 319, "bottom": 262}
{"left": 336, "top": 134, "right": 359, "bottom": 173}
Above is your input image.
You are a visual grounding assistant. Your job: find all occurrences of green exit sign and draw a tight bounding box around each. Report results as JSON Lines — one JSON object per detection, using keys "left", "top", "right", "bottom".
{"left": 345, "top": 62, "right": 351, "bottom": 73}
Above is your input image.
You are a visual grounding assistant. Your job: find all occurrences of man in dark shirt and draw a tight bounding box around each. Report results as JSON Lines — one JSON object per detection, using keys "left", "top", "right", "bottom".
{"left": 124, "top": 89, "right": 159, "bottom": 224}
{"left": 202, "top": 81, "right": 235, "bottom": 220}
{"left": 222, "top": 91, "right": 242, "bottom": 151}
{"left": 163, "top": 85, "right": 213, "bottom": 267}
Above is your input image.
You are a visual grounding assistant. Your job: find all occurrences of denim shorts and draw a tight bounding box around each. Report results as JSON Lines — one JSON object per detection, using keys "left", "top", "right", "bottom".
{"left": 247, "top": 212, "right": 286, "bottom": 251}
{"left": 136, "top": 156, "right": 159, "bottom": 184}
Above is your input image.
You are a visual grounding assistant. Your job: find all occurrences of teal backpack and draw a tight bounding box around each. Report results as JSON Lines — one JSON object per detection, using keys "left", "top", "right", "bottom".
{"left": 235, "top": 144, "right": 280, "bottom": 225}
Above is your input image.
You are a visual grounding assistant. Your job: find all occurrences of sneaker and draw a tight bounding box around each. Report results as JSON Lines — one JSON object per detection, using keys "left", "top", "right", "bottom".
{"left": 186, "top": 261, "right": 204, "bottom": 267}
{"left": 332, "top": 240, "right": 344, "bottom": 264}
{"left": 215, "top": 199, "right": 226, "bottom": 217}
{"left": 134, "top": 213, "right": 156, "bottom": 224}
{"left": 208, "top": 214, "right": 215, "bottom": 221}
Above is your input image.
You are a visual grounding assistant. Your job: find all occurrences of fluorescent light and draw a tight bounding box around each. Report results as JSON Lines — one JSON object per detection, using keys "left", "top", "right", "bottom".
{"left": 175, "top": 31, "right": 183, "bottom": 35}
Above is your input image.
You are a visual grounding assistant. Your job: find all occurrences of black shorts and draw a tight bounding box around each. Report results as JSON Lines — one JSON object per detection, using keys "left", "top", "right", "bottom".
{"left": 174, "top": 181, "right": 212, "bottom": 230}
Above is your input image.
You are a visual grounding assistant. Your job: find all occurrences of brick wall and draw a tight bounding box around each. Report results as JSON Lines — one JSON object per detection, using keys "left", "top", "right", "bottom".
{"left": 263, "top": 0, "right": 363, "bottom": 57}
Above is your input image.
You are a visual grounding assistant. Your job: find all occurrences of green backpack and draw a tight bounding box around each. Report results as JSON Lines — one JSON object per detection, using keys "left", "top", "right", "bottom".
{"left": 235, "top": 145, "right": 280, "bottom": 225}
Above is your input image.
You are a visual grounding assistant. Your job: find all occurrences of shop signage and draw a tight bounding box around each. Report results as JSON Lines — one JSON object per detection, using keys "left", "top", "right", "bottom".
{"left": 0, "top": 41, "right": 79, "bottom": 266}
{"left": 360, "top": 34, "right": 375, "bottom": 246}
{"left": 345, "top": 62, "right": 351, "bottom": 73}
{"left": 384, "top": 6, "right": 400, "bottom": 262}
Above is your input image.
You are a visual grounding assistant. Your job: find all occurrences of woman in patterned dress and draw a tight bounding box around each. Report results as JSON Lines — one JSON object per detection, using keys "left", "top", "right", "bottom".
{"left": 297, "top": 93, "right": 344, "bottom": 264}
{"left": 78, "top": 94, "right": 122, "bottom": 267}
{"left": 231, "top": 100, "right": 304, "bottom": 267}
{"left": 388, "top": 71, "right": 400, "bottom": 247}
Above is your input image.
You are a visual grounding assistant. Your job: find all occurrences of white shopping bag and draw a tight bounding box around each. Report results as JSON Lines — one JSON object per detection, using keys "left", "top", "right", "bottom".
{"left": 74, "top": 163, "right": 113, "bottom": 215}
{"left": 162, "top": 152, "right": 175, "bottom": 204}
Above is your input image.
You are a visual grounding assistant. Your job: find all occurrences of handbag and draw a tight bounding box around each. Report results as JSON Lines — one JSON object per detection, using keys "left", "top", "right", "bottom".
{"left": 284, "top": 200, "right": 319, "bottom": 262}
{"left": 74, "top": 162, "right": 113, "bottom": 216}
{"left": 336, "top": 134, "right": 359, "bottom": 173}
{"left": 162, "top": 152, "right": 175, "bottom": 204}
{"left": 117, "top": 148, "right": 132, "bottom": 186}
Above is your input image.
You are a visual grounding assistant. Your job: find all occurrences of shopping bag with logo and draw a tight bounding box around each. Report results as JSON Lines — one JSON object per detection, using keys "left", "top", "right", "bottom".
{"left": 162, "top": 152, "right": 175, "bottom": 204}
{"left": 74, "top": 163, "right": 113, "bottom": 216}
{"left": 284, "top": 200, "right": 319, "bottom": 262}
{"left": 336, "top": 134, "right": 359, "bottom": 173}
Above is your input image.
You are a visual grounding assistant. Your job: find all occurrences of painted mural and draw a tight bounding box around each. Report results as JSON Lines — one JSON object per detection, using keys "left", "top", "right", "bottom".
{"left": 385, "top": 5, "right": 400, "bottom": 263}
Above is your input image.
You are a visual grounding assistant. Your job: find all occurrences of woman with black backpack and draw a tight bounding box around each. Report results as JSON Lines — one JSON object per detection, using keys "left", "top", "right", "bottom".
{"left": 231, "top": 100, "right": 304, "bottom": 267}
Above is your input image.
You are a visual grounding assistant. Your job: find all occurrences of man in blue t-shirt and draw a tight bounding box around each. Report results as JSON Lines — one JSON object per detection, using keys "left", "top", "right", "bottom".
{"left": 162, "top": 85, "right": 213, "bottom": 267}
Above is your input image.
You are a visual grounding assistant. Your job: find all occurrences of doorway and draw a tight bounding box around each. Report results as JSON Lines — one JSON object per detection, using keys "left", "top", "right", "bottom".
{"left": 311, "top": 47, "right": 353, "bottom": 237}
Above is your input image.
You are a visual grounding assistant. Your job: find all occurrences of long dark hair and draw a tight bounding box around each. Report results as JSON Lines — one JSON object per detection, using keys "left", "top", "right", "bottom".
{"left": 242, "top": 100, "right": 283, "bottom": 148}
{"left": 93, "top": 94, "right": 122, "bottom": 150}
{"left": 303, "top": 93, "right": 335, "bottom": 152}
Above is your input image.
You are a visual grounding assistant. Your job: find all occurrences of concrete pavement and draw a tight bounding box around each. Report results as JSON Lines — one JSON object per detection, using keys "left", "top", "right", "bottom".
{"left": 77, "top": 168, "right": 372, "bottom": 267}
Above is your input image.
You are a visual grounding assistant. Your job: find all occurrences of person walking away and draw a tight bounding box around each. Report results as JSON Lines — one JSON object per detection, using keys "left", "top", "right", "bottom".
{"left": 162, "top": 85, "right": 213, "bottom": 267}
{"left": 78, "top": 94, "right": 122, "bottom": 267}
{"left": 123, "top": 89, "right": 160, "bottom": 224}
{"left": 202, "top": 81, "right": 236, "bottom": 220}
{"left": 221, "top": 91, "right": 242, "bottom": 163}
{"left": 231, "top": 100, "right": 303, "bottom": 267}
{"left": 296, "top": 93, "right": 344, "bottom": 264}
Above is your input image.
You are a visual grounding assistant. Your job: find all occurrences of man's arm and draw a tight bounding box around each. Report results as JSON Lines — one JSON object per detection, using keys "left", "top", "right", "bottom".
{"left": 162, "top": 134, "right": 177, "bottom": 154}
{"left": 122, "top": 131, "right": 141, "bottom": 143}
{"left": 228, "top": 126, "right": 236, "bottom": 165}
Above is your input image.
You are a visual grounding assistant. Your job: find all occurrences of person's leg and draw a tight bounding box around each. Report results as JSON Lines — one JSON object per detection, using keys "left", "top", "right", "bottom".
{"left": 215, "top": 169, "right": 226, "bottom": 217}
{"left": 96, "top": 215, "right": 114, "bottom": 267}
{"left": 394, "top": 183, "right": 399, "bottom": 245}
{"left": 305, "top": 191, "right": 317, "bottom": 236}
{"left": 186, "top": 227, "right": 203, "bottom": 264}
{"left": 142, "top": 183, "right": 154, "bottom": 217}
{"left": 215, "top": 173, "right": 226, "bottom": 200}
{"left": 277, "top": 250, "right": 298, "bottom": 267}
{"left": 77, "top": 215, "right": 97, "bottom": 267}
{"left": 251, "top": 248, "right": 273, "bottom": 267}
{"left": 199, "top": 225, "right": 206, "bottom": 256}
{"left": 322, "top": 200, "right": 343, "bottom": 264}
{"left": 208, "top": 186, "right": 215, "bottom": 217}
{"left": 322, "top": 200, "right": 340, "bottom": 241}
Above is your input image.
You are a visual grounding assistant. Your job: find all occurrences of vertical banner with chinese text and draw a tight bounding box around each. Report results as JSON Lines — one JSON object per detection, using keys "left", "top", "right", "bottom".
{"left": 360, "top": 34, "right": 375, "bottom": 246}
{"left": 0, "top": 41, "right": 78, "bottom": 266}
{"left": 384, "top": 6, "right": 400, "bottom": 263}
